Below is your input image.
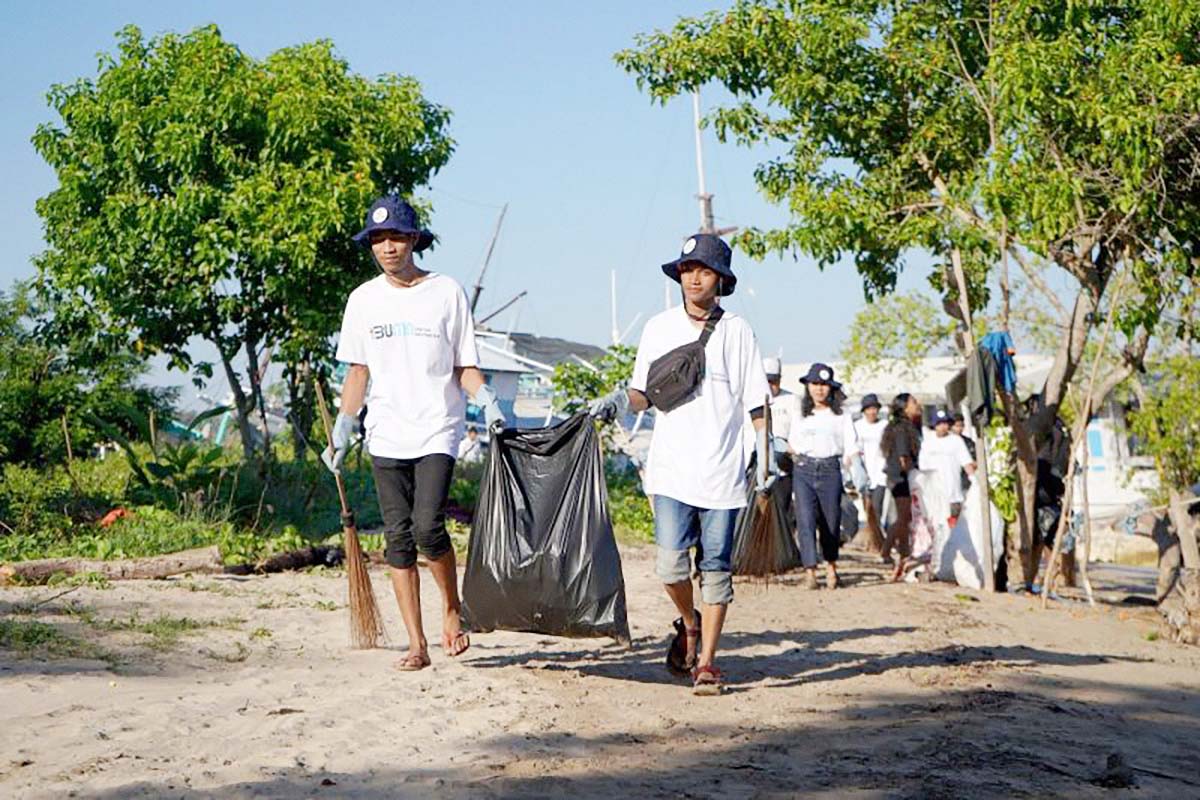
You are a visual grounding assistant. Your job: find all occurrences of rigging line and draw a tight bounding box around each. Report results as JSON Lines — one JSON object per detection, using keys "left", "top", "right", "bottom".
{"left": 426, "top": 187, "right": 505, "bottom": 210}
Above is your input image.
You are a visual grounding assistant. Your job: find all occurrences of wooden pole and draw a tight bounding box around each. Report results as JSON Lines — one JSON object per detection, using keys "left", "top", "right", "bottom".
{"left": 1077, "top": 395, "right": 1097, "bottom": 606}
{"left": 1043, "top": 265, "right": 1129, "bottom": 608}
{"left": 949, "top": 247, "right": 997, "bottom": 592}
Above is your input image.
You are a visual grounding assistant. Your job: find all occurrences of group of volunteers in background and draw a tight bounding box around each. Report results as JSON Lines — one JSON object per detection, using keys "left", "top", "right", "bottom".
{"left": 322, "top": 195, "right": 978, "bottom": 696}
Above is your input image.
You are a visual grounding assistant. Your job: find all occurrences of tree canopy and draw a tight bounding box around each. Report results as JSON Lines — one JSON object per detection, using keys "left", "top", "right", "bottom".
{"left": 32, "top": 25, "right": 454, "bottom": 456}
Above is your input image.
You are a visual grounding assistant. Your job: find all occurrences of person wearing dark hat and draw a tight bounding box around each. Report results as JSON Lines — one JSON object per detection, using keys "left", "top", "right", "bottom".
{"left": 880, "top": 393, "right": 922, "bottom": 579}
{"left": 781, "top": 363, "right": 860, "bottom": 589}
{"left": 853, "top": 393, "right": 888, "bottom": 555}
{"left": 325, "top": 195, "right": 507, "bottom": 672}
{"left": 924, "top": 407, "right": 976, "bottom": 520}
{"left": 590, "top": 232, "right": 770, "bottom": 696}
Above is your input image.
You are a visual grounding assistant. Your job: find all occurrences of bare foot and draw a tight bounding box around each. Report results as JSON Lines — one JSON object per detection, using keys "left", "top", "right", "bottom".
{"left": 891, "top": 557, "right": 907, "bottom": 583}
{"left": 442, "top": 608, "right": 470, "bottom": 657}
{"left": 826, "top": 565, "right": 839, "bottom": 590}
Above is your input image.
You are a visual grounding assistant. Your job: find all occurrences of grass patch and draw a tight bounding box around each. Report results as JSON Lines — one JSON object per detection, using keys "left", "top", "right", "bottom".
{"left": 250, "top": 627, "right": 272, "bottom": 640}
{"left": 0, "top": 617, "right": 110, "bottom": 662}
{"left": 1145, "top": 630, "right": 1160, "bottom": 641}
{"left": 313, "top": 600, "right": 338, "bottom": 611}
{"left": 94, "top": 614, "right": 245, "bottom": 651}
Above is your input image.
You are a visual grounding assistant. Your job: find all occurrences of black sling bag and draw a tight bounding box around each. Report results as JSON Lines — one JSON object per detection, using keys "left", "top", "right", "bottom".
{"left": 644, "top": 306, "right": 724, "bottom": 412}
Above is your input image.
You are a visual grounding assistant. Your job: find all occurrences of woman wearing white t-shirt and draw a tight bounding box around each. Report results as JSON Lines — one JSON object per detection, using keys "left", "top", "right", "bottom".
{"left": 324, "top": 196, "right": 507, "bottom": 672}
{"left": 785, "top": 363, "right": 859, "bottom": 590}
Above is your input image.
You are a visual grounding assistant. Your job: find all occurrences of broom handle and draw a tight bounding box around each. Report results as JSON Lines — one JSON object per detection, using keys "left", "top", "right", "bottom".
{"left": 314, "top": 379, "right": 352, "bottom": 518}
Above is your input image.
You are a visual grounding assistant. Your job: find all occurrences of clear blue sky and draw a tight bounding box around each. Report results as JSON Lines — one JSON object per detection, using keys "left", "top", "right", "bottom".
{"left": 1, "top": 1, "right": 936, "bottom": 390}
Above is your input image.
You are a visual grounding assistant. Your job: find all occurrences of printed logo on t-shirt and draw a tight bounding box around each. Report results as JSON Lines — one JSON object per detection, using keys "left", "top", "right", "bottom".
{"left": 369, "top": 322, "right": 440, "bottom": 340}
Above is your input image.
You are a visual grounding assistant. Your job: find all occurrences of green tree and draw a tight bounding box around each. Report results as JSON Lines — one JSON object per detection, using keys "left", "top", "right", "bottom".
{"left": 1130, "top": 355, "right": 1200, "bottom": 638}
{"left": 838, "top": 291, "right": 957, "bottom": 381}
{"left": 0, "top": 283, "right": 173, "bottom": 467}
{"left": 32, "top": 25, "right": 454, "bottom": 461}
{"left": 618, "top": 0, "right": 1200, "bottom": 586}
{"left": 551, "top": 345, "right": 636, "bottom": 416}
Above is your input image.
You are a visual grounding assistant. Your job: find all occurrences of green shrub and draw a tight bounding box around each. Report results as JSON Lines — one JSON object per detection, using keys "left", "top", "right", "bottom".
{"left": 606, "top": 465, "right": 654, "bottom": 544}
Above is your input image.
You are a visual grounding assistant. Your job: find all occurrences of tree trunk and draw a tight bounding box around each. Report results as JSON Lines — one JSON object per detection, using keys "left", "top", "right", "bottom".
{"left": 1011, "top": 441, "right": 1041, "bottom": 588}
{"left": 286, "top": 362, "right": 317, "bottom": 461}
{"left": 217, "top": 344, "right": 259, "bottom": 459}
{"left": 0, "top": 546, "right": 223, "bottom": 585}
{"left": 1159, "top": 491, "right": 1200, "bottom": 644}
{"left": 244, "top": 335, "right": 273, "bottom": 465}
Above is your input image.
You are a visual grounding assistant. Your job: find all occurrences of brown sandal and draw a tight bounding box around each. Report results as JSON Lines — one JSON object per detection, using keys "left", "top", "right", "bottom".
{"left": 397, "top": 652, "right": 431, "bottom": 671}
{"left": 692, "top": 664, "right": 724, "bottom": 696}
{"left": 666, "top": 611, "right": 702, "bottom": 675}
{"left": 443, "top": 630, "right": 470, "bottom": 658}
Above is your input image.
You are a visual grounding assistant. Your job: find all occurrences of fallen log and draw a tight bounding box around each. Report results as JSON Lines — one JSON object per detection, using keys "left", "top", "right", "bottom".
{"left": 0, "top": 545, "right": 223, "bottom": 586}
{"left": 222, "top": 545, "right": 347, "bottom": 576}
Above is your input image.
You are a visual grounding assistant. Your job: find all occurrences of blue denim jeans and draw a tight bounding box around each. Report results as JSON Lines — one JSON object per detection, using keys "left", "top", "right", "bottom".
{"left": 792, "top": 455, "right": 843, "bottom": 567}
{"left": 651, "top": 495, "right": 739, "bottom": 604}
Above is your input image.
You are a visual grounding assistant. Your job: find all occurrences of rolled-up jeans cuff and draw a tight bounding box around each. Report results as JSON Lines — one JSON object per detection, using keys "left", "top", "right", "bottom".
{"left": 700, "top": 570, "right": 733, "bottom": 605}
{"left": 656, "top": 547, "right": 692, "bottom": 584}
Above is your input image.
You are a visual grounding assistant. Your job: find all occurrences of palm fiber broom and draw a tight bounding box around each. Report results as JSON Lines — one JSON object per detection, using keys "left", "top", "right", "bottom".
{"left": 736, "top": 396, "right": 784, "bottom": 579}
{"left": 315, "top": 382, "right": 387, "bottom": 649}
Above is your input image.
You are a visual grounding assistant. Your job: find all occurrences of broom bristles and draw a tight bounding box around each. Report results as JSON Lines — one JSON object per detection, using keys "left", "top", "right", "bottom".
{"left": 343, "top": 523, "right": 386, "bottom": 649}
{"left": 740, "top": 494, "right": 782, "bottom": 580}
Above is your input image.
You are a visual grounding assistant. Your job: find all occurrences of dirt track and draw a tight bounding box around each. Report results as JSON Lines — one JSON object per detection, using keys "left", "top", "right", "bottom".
{"left": 2, "top": 546, "right": 1197, "bottom": 799}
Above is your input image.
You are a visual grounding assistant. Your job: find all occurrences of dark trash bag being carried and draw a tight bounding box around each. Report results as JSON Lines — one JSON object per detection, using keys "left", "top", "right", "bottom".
{"left": 462, "top": 413, "right": 631, "bottom": 644}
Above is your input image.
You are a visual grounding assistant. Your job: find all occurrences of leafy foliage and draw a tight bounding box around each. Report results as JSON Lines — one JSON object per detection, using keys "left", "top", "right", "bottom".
{"left": 839, "top": 291, "right": 958, "bottom": 381}
{"left": 551, "top": 345, "right": 636, "bottom": 415}
{"left": 1130, "top": 356, "right": 1200, "bottom": 491}
{"left": 31, "top": 25, "right": 455, "bottom": 457}
{"left": 0, "top": 284, "right": 173, "bottom": 467}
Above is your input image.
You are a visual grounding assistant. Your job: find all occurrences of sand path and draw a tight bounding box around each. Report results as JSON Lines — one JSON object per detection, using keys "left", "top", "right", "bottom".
{"left": 2, "top": 547, "right": 1197, "bottom": 798}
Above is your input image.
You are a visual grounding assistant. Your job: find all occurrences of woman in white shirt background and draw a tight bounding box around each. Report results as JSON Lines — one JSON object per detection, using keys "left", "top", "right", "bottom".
{"left": 784, "top": 363, "right": 860, "bottom": 590}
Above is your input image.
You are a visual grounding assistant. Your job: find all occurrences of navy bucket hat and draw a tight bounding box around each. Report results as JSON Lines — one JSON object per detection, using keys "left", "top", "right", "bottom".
{"left": 932, "top": 407, "right": 953, "bottom": 427}
{"left": 861, "top": 393, "right": 881, "bottom": 411}
{"left": 352, "top": 196, "right": 435, "bottom": 252}
{"left": 799, "top": 362, "right": 842, "bottom": 391}
{"left": 661, "top": 233, "right": 737, "bottom": 296}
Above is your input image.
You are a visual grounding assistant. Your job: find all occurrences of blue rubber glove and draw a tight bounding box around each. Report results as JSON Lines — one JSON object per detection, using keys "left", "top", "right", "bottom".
{"left": 475, "top": 383, "right": 507, "bottom": 433}
{"left": 321, "top": 412, "right": 361, "bottom": 474}
{"left": 588, "top": 385, "right": 630, "bottom": 423}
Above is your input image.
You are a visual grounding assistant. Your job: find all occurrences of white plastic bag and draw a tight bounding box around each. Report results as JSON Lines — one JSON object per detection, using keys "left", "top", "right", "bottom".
{"left": 935, "top": 481, "right": 1005, "bottom": 589}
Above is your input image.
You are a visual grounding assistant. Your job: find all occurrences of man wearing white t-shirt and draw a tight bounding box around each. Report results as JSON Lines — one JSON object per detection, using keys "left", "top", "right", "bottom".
{"left": 853, "top": 394, "right": 888, "bottom": 553}
{"left": 922, "top": 408, "right": 976, "bottom": 519}
{"left": 325, "top": 196, "right": 507, "bottom": 672}
{"left": 591, "top": 233, "right": 770, "bottom": 696}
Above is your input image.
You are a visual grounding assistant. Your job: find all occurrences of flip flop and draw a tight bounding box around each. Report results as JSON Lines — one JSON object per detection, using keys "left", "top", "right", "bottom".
{"left": 397, "top": 652, "right": 431, "bottom": 671}
{"left": 443, "top": 630, "right": 470, "bottom": 658}
{"left": 692, "top": 664, "right": 724, "bottom": 696}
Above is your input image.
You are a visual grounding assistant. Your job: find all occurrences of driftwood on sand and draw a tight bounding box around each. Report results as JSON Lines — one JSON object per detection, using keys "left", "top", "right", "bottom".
{"left": 0, "top": 545, "right": 223, "bottom": 585}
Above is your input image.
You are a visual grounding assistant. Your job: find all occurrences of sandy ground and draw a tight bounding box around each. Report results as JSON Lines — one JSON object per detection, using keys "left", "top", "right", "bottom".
{"left": 2, "top": 546, "right": 1198, "bottom": 799}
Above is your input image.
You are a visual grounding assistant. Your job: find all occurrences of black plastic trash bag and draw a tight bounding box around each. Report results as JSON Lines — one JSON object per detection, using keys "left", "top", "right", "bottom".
{"left": 462, "top": 413, "right": 631, "bottom": 644}
{"left": 732, "top": 454, "right": 802, "bottom": 576}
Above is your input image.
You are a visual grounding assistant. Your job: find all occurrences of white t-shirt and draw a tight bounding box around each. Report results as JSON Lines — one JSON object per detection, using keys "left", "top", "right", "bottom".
{"left": 855, "top": 417, "right": 888, "bottom": 487}
{"left": 921, "top": 431, "right": 975, "bottom": 504}
{"left": 457, "top": 435, "right": 484, "bottom": 464}
{"left": 631, "top": 306, "right": 769, "bottom": 510}
{"left": 784, "top": 401, "right": 859, "bottom": 460}
{"left": 334, "top": 273, "right": 479, "bottom": 459}
{"left": 742, "top": 388, "right": 794, "bottom": 461}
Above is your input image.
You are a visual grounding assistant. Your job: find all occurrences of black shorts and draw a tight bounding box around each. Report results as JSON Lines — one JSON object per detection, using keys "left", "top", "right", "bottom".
{"left": 888, "top": 478, "right": 911, "bottom": 500}
{"left": 371, "top": 453, "right": 456, "bottom": 568}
